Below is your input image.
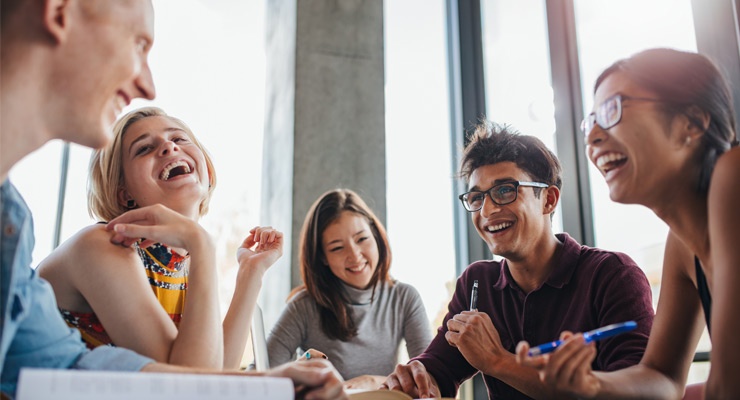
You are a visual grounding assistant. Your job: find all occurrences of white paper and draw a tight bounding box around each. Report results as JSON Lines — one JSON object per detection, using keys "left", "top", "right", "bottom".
{"left": 16, "top": 368, "right": 294, "bottom": 400}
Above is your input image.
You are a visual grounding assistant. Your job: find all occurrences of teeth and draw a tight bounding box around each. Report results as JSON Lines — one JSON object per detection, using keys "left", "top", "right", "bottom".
{"left": 347, "top": 264, "right": 365, "bottom": 272}
{"left": 486, "top": 222, "right": 512, "bottom": 232}
{"left": 160, "top": 161, "right": 191, "bottom": 181}
{"left": 596, "top": 152, "right": 626, "bottom": 168}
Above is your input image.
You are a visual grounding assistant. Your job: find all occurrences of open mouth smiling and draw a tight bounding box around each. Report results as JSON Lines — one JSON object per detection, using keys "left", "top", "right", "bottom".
{"left": 159, "top": 160, "right": 193, "bottom": 181}
{"left": 595, "top": 152, "right": 627, "bottom": 174}
{"left": 486, "top": 222, "right": 513, "bottom": 233}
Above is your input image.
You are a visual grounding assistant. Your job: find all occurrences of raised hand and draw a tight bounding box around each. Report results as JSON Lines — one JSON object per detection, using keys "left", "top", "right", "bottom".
{"left": 445, "top": 311, "right": 505, "bottom": 373}
{"left": 106, "top": 204, "right": 211, "bottom": 252}
{"left": 236, "top": 226, "right": 284, "bottom": 272}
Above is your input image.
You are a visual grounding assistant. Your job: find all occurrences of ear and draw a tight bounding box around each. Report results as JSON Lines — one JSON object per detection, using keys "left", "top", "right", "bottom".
{"left": 542, "top": 185, "right": 560, "bottom": 216}
{"left": 683, "top": 105, "right": 711, "bottom": 141}
{"left": 117, "top": 187, "right": 132, "bottom": 208}
{"left": 42, "top": 0, "right": 72, "bottom": 44}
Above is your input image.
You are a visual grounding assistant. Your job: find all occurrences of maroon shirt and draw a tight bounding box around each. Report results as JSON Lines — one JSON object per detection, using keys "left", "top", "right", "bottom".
{"left": 413, "top": 233, "right": 654, "bottom": 399}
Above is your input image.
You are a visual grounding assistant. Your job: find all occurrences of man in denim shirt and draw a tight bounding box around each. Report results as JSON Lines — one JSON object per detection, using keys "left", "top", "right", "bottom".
{"left": 1, "top": 1, "right": 346, "bottom": 399}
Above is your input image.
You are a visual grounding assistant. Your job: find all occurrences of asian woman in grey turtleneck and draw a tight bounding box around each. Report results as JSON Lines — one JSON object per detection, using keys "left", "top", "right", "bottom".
{"left": 267, "top": 189, "right": 432, "bottom": 389}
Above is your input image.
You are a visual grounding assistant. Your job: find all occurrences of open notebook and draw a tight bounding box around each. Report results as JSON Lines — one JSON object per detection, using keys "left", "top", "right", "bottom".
{"left": 16, "top": 369, "right": 293, "bottom": 400}
{"left": 347, "top": 388, "right": 455, "bottom": 400}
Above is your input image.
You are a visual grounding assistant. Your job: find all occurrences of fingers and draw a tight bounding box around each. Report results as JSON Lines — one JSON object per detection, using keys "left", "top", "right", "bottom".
{"left": 515, "top": 340, "right": 548, "bottom": 370}
{"left": 383, "top": 364, "right": 418, "bottom": 398}
{"left": 383, "top": 361, "right": 438, "bottom": 398}
{"left": 543, "top": 334, "right": 591, "bottom": 387}
{"left": 271, "top": 360, "right": 346, "bottom": 400}
{"left": 243, "top": 226, "right": 284, "bottom": 252}
{"left": 301, "top": 349, "right": 329, "bottom": 361}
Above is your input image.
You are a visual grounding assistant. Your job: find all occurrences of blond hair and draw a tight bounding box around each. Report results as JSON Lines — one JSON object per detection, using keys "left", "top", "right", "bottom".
{"left": 88, "top": 107, "right": 217, "bottom": 221}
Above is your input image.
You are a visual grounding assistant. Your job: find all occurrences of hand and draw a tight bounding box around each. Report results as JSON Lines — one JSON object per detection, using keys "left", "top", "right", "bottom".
{"left": 299, "top": 348, "right": 329, "bottom": 361}
{"left": 515, "top": 332, "right": 600, "bottom": 398}
{"left": 343, "top": 375, "right": 385, "bottom": 390}
{"left": 106, "top": 204, "right": 210, "bottom": 251}
{"left": 444, "top": 311, "right": 505, "bottom": 374}
{"left": 236, "top": 226, "right": 284, "bottom": 272}
{"left": 267, "top": 359, "right": 347, "bottom": 400}
{"left": 381, "top": 361, "right": 440, "bottom": 399}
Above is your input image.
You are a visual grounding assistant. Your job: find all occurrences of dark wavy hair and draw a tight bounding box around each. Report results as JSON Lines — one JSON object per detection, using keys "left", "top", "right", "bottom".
{"left": 595, "top": 48, "right": 738, "bottom": 194}
{"left": 297, "top": 189, "right": 392, "bottom": 341}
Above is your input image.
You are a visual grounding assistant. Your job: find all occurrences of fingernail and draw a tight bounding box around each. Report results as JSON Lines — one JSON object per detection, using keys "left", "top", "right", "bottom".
{"left": 322, "top": 355, "right": 328, "bottom": 359}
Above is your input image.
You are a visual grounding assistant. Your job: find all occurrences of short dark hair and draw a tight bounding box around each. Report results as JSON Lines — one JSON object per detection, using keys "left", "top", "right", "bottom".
{"left": 459, "top": 122, "right": 562, "bottom": 194}
{"left": 595, "top": 48, "right": 738, "bottom": 194}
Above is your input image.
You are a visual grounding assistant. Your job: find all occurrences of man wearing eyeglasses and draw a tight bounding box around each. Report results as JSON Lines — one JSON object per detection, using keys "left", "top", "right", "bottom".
{"left": 382, "top": 123, "right": 654, "bottom": 399}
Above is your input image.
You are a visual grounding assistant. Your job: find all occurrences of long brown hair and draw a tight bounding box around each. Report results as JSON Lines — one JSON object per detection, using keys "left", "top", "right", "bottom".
{"left": 297, "top": 189, "right": 392, "bottom": 341}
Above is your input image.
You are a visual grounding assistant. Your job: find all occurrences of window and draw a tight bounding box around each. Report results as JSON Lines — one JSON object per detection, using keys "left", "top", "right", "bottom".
{"left": 385, "top": 0, "right": 457, "bottom": 336}
{"left": 573, "top": 0, "right": 709, "bottom": 383}
{"left": 480, "top": 0, "right": 563, "bottom": 235}
{"left": 11, "top": 0, "right": 267, "bottom": 368}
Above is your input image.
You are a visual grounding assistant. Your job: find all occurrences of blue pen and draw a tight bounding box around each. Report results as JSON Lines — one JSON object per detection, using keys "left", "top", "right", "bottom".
{"left": 528, "top": 321, "right": 637, "bottom": 356}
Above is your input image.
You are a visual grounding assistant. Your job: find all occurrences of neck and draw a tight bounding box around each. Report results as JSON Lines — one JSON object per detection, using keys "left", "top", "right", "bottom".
{"left": 651, "top": 188, "right": 709, "bottom": 260}
{"left": 506, "top": 233, "right": 563, "bottom": 293}
{"left": 1, "top": 49, "right": 54, "bottom": 181}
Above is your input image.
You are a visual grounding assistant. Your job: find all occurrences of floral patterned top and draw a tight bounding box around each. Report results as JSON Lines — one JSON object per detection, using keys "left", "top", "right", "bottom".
{"left": 60, "top": 242, "right": 189, "bottom": 349}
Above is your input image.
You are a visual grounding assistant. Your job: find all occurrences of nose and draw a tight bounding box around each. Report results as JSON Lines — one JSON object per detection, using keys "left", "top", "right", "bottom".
{"left": 133, "top": 60, "right": 156, "bottom": 101}
{"left": 585, "top": 124, "right": 607, "bottom": 147}
{"left": 158, "top": 140, "right": 179, "bottom": 156}
{"left": 479, "top": 193, "right": 502, "bottom": 217}
{"left": 346, "top": 243, "right": 363, "bottom": 263}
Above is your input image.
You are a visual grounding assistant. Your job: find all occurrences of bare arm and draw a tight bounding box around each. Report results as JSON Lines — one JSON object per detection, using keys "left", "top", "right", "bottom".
{"left": 106, "top": 205, "right": 224, "bottom": 368}
{"left": 42, "top": 206, "right": 224, "bottom": 368}
{"left": 706, "top": 147, "right": 740, "bottom": 398}
{"left": 222, "top": 226, "right": 283, "bottom": 369}
{"left": 517, "top": 232, "right": 705, "bottom": 399}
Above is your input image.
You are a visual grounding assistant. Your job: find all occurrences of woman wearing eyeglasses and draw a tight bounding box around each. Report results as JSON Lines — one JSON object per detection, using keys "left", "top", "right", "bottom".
{"left": 266, "top": 188, "right": 432, "bottom": 389}
{"left": 517, "top": 48, "right": 740, "bottom": 398}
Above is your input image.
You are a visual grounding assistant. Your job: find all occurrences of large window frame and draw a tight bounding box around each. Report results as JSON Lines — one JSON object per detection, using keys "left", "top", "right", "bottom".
{"left": 448, "top": 0, "right": 740, "bottom": 397}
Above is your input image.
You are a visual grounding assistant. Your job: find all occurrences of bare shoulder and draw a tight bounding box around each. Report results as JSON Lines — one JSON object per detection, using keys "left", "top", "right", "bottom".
{"left": 40, "top": 224, "right": 139, "bottom": 277}
{"left": 710, "top": 147, "right": 740, "bottom": 195}
{"left": 663, "top": 230, "right": 695, "bottom": 283}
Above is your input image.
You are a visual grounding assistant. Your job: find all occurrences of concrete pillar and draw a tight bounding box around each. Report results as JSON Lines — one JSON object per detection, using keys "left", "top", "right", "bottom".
{"left": 261, "top": 0, "right": 386, "bottom": 328}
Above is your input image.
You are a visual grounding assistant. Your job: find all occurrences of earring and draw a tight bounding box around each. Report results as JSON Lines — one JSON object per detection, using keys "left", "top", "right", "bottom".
{"left": 126, "top": 199, "right": 137, "bottom": 209}
{"left": 685, "top": 136, "right": 692, "bottom": 146}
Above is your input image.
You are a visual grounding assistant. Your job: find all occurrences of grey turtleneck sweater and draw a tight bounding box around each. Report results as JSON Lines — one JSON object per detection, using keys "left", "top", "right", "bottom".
{"left": 266, "top": 281, "right": 432, "bottom": 379}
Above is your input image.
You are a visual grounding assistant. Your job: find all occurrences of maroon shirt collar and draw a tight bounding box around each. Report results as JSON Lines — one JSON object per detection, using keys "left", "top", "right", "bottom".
{"left": 492, "top": 232, "right": 579, "bottom": 291}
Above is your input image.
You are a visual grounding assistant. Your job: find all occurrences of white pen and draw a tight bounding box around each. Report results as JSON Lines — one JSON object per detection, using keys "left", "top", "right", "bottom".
{"left": 470, "top": 280, "right": 479, "bottom": 311}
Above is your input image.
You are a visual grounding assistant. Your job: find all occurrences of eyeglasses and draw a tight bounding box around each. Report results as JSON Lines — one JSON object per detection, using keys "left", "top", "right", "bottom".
{"left": 580, "top": 94, "right": 664, "bottom": 136}
{"left": 458, "top": 181, "right": 549, "bottom": 212}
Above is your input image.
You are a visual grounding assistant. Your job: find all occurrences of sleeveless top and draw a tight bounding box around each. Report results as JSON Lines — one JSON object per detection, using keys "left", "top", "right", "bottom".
{"left": 695, "top": 257, "right": 712, "bottom": 335}
{"left": 60, "top": 242, "right": 189, "bottom": 349}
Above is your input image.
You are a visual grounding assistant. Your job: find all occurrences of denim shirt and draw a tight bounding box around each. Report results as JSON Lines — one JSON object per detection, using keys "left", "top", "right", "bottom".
{"left": 1, "top": 180, "right": 153, "bottom": 398}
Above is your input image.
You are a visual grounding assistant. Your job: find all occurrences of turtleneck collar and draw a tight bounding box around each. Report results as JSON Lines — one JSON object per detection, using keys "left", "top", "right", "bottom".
{"left": 342, "top": 281, "right": 379, "bottom": 305}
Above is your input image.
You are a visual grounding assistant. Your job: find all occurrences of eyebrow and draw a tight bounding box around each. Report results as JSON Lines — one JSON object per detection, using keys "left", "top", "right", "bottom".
{"left": 468, "top": 177, "right": 517, "bottom": 191}
{"left": 127, "top": 127, "right": 186, "bottom": 156}
{"left": 326, "top": 229, "right": 367, "bottom": 246}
